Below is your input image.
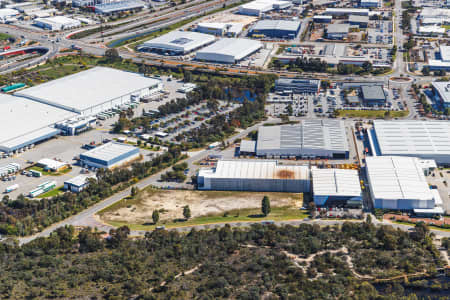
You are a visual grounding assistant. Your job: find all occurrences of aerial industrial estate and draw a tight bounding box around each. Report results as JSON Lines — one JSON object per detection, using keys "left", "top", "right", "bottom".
{"left": 0, "top": 0, "right": 449, "bottom": 298}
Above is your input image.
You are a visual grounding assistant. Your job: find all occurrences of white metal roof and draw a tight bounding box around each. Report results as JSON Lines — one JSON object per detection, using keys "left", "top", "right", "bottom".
{"left": 16, "top": 67, "right": 161, "bottom": 113}
{"left": 0, "top": 8, "right": 19, "bottom": 19}
{"left": 0, "top": 94, "right": 76, "bottom": 149}
{"left": 197, "top": 22, "right": 228, "bottom": 30}
{"left": 240, "top": 140, "right": 256, "bottom": 153}
{"left": 373, "top": 120, "right": 450, "bottom": 156}
{"left": 431, "top": 81, "right": 450, "bottom": 105}
{"left": 312, "top": 168, "right": 361, "bottom": 197}
{"left": 366, "top": 156, "right": 434, "bottom": 201}
{"left": 64, "top": 174, "right": 96, "bottom": 187}
{"left": 325, "top": 8, "right": 369, "bottom": 14}
{"left": 196, "top": 38, "right": 262, "bottom": 62}
{"left": 35, "top": 16, "right": 81, "bottom": 26}
{"left": 200, "top": 160, "right": 309, "bottom": 180}
{"left": 440, "top": 45, "right": 450, "bottom": 62}
{"left": 252, "top": 19, "right": 301, "bottom": 32}
{"left": 140, "top": 31, "right": 215, "bottom": 53}
{"left": 37, "top": 158, "right": 68, "bottom": 170}
{"left": 413, "top": 207, "right": 444, "bottom": 214}
{"left": 81, "top": 142, "right": 138, "bottom": 162}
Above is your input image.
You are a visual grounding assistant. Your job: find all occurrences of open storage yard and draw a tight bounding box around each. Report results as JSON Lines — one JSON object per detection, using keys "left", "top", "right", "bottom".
{"left": 98, "top": 189, "right": 304, "bottom": 229}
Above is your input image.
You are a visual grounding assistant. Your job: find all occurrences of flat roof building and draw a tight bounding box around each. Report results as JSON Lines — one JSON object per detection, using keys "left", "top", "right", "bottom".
{"left": 370, "top": 120, "right": 450, "bottom": 165}
{"left": 366, "top": 156, "right": 440, "bottom": 210}
{"left": 427, "top": 45, "right": 450, "bottom": 70}
{"left": 138, "top": 31, "right": 216, "bottom": 55}
{"left": 79, "top": 142, "right": 140, "bottom": 169}
{"left": 238, "top": 0, "right": 291, "bottom": 16}
{"left": 198, "top": 160, "right": 310, "bottom": 192}
{"left": 360, "top": 0, "right": 380, "bottom": 7}
{"left": 431, "top": 81, "right": 450, "bottom": 108}
{"left": 419, "top": 7, "right": 450, "bottom": 25}
{"left": 94, "top": 0, "right": 145, "bottom": 14}
{"left": 16, "top": 67, "right": 162, "bottom": 116}
{"left": 239, "top": 140, "right": 257, "bottom": 155}
{"left": 196, "top": 22, "right": 244, "bottom": 37}
{"left": 249, "top": 20, "right": 301, "bottom": 39}
{"left": 64, "top": 174, "right": 96, "bottom": 193}
{"left": 313, "top": 15, "right": 333, "bottom": 23}
{"left": 275, "top": 78, "right": 321, "bottom": 94}
{"left": 312, "top": 168, "right": 362, "bottom": 207}
{"left": 195, "top": 38, "right": 262, "bottom": 64}
{"left": 360, "top": 85, "right": 387, "bottom": 106}
{"left": 326, "top": 24, "right": 349, "bottom": 40}
{"left": 0, "top": 8, "right": 20, "bottom": 23}
{"left": 0, "top": 94, "right": 77, "bottom": 153}
{"left": 34, "top": 16, "right": 81, "bottom": 31}
{"left": 256, "top": 120, "right": 349, "bottom": 159}
{"left": 324, "top": 8, "right": 370, "bottom": 16}
{"left": 349, "top": 15, "right": 369, "bottom": 28}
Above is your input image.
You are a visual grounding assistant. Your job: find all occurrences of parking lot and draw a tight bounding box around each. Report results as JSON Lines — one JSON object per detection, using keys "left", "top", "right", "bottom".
{"left": 367, "top": 20, "right": 393, "bottom": 45}
{"left": 266, "top": 93, "right": 311, "bottom": 116}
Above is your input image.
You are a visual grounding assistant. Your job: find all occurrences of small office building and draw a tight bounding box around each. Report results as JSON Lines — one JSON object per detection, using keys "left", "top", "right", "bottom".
{"left": 79, "top": 142, "right": 140, "bottom": 169}
{"left": 326, "top": 24, "right": 349, "bottom": 40}
{"left": 249, "top": 20, "right": 301, "bottom": 39}
{"left": 275, "top": 78, "right": 321, "bottom": 94}
{"left": 64, "top": 174, "right": 96, "bottom": 193}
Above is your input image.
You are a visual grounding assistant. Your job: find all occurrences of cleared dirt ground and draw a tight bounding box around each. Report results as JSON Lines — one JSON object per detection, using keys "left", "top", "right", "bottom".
{"left": 99, "top": 189, "right": 302, "bottom": 224}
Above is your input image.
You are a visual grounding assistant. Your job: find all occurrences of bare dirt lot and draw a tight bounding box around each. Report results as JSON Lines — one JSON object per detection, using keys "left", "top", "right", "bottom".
{"left": 99, "top": 189, "right": 302, "bottom": 224}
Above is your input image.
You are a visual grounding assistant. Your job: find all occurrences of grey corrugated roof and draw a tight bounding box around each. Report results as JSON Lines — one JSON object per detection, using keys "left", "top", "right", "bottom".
{"left": 240, "top": 140, "right": 256, "bottom": 153}
{"left": 361, "top": 85, "right": 386, "bottom": 101}
{"left": 349, "top": 15, "right": 369, "bottom": 23}
{"left": 252, "top": 19, "right": 301, "bottom": 32}
{"left": 257, "top": 120, "right": 349, "bottom": 153}
{"left": 327, "top": 24, "right": 349, "bottom": 34}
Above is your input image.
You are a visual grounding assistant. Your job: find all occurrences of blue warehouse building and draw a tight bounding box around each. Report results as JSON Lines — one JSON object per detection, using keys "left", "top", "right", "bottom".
{"left": 79, "top": 142, "right": 140, "bottom": 169}
{"left": 249, "top": 20, "right": 301, "bottom": 39}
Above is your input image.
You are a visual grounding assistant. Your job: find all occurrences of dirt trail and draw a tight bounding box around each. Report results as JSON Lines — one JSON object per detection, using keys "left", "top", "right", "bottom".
{"left": 151, "top": 264, "right": 202, "bottom": 291}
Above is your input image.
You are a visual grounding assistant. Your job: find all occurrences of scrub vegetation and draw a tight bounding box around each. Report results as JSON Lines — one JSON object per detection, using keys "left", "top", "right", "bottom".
{"left": 0, "top": 221, "right": 446, "bottom": 299}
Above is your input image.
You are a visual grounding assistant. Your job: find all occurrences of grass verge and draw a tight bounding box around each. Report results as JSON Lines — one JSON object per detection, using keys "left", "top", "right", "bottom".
{"left": 392, "top": 220, "right": 450, "bottom": 232}
{"left": 28, "top": 166, "right": 71, "bottom": 176}
{"left": 335, "top": 110, "right": 408, "bottom": 118}
{"left": 37, "top": 186, "right": 65, "bottom": 198}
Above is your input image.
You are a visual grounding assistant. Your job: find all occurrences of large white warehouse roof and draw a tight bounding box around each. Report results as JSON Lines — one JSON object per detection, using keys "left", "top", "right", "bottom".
{"left": 16, "top": 67, "right": 161, "bottom": 115}
{"left": 0, "top": 94, "right": 76, "bottom": 152}
{"left": 196, "top": 38, "right": 262, "bottom": 64}
{"left": 365, "top": 156, "right": 433, "bottom": 201}
{"left": 372, "top": 120, "right": 450, "bottom": 165}
{"left": 139, "top": 30, "right": 216, "bottom": 54}
{"left": 312, "top": 168, "right": 361, "bottom": 197}
{"left": 199, "top": 159, "right": 309, "bottom": 180}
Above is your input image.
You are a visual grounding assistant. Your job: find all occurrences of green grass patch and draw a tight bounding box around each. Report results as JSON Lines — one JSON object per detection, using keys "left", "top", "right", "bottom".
{"left": 0, "top": 33, "right": 12, "bottom": 41}
{"left": 392, "top": 220, "right": 450, "bottom": 232}
{"left": 103, "top": 206, "right": 310, "bottom": 231}
{"left": 36, "top": 186, "right": 65, "bottom": 198}
{"left": 442, "top": 25, "right": 450, "bottom": 30}
{"left": 28, "top": 166, "right": 71, "bottom": 176}
{"left": 335, "top": 110, "right": 408, "bottom": 119}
